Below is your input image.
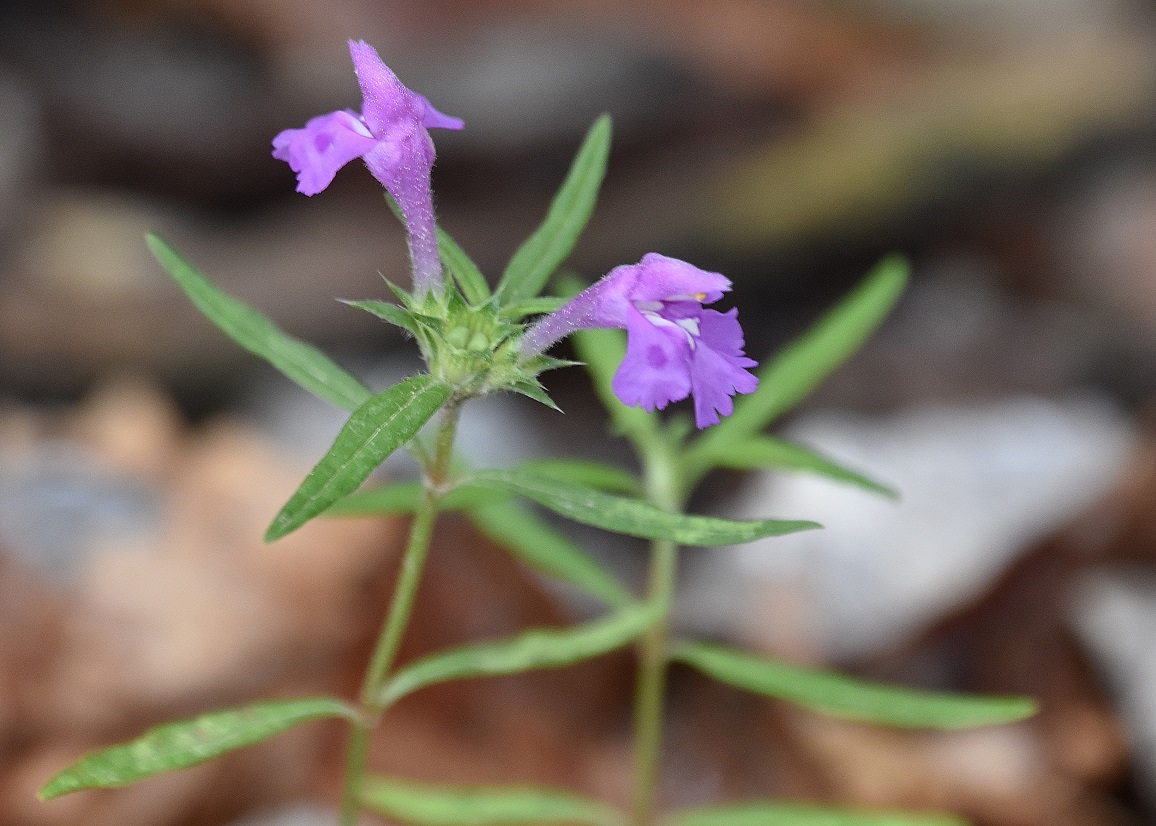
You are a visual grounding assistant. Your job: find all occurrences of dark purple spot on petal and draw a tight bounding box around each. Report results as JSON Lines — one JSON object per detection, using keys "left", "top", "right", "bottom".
{"left": 314, "top": 132, "right": 334, "bottom": 153}
{"left": 647, "top": 346, "right": 667, "bottom": 368}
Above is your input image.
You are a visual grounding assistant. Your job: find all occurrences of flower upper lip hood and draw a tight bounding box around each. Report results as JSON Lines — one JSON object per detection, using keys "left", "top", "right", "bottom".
{"left": 272, "top": 40, "right": 463, "bottom": 295}
{"left": 522, "top": 253, "right": 759, "bottom": 428}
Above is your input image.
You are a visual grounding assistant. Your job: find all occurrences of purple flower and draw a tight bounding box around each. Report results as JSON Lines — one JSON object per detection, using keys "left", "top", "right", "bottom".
{"left": 271, "top": 40, "right": 463, "bottom": 295}
{"left": 522, "top": 253, "right": 759, "bottom": 428}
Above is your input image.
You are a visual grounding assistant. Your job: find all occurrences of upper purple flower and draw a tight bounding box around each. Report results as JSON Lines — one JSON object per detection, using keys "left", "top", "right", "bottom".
{"left": 522, "top": 253, "right": 759, "bottom": 428}
{"left": 271, "top": 40, "right": 463, "bottom": 295}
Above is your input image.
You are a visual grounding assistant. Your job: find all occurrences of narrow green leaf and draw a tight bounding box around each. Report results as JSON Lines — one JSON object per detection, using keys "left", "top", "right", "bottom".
{"left": 380, "top": 602, "right": 659, "bottom": 706}
{"left": 668, "top": 801, "right": 966, "bottom": 826}
{"left": 265, "top": 375, "right": 451, "bottom": 541}
{"left": 501, "top": 296, "right": 569, "bottom": 320}
{"left": 673, "top": 641, "right": 1037, "bottom": 729}
{"left": 148, "top": 234, "right": 372, "bottom": 412}
{"left": 517, "top": 458, "right": 642, "bottom": 496}
{"left": 362, "top": 776, "right": 626, "bottom": 826}
{"left": 470, "top": 470, "right": 820, "bottom": 546}
{"left": 692, "top": 435, "right": 896, "bottom": 498}
{"left": 327, "top": 480, "right": 506, "bottom": 516}
{"left": 326, "top": 462, "right": 634, "bottom": 607}
{"left": 509, "top": 377, "right": 563, "bottom": 412}
{"left": 690, "top": 256, "right": 908, "bottom": 466}
{"left": 39, "top": 697, "right": 355, "bottom": 799}
{"left": 438, "top": 228, "right": 491, "bottom": 306}
{"left": 498, "top": 115, "right": 611, "bottom": 303}
{"left": 342, "top": 298, "right": 420, "bottom": 336}
{"left": 468, "top": 498, "right": 632, "bottom": 609}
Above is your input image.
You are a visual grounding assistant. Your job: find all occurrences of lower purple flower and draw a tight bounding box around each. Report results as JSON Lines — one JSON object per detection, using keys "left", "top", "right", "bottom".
{"left": 521, "top": 253, "right": 759, "bottom": 428}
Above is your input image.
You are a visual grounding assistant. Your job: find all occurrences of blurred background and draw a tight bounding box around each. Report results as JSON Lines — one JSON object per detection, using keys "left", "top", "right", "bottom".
{"left": 3, "top": 0, "right": 1156, "bottom": 824}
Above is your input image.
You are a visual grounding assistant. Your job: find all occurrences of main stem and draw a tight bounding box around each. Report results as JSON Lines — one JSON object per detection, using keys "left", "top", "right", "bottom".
{"left": 631, "top": 441, "right": 683, "bottom": 826}
{"left": 338, "top": 400, "right": 461, "bottom": 826}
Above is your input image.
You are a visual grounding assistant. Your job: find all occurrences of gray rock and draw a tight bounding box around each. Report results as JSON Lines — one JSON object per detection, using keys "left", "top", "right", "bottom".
{"left": 0, "top": 444, "right": 160, "bottom": 584}
{"left": 686, "top": 395, "right": 1133, "bottom": 661}
{"left": 1070, "top": 568, "right": 1156, "bottom": 809}
{"left": 228, "top": 803, "right": 340, "bottom": 826}
{"left": 0, "top": 71, "right": 41, "bottom": 252}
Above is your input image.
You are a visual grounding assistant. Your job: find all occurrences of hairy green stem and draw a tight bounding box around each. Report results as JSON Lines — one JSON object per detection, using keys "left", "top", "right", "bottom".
{"left": 631, "top": 437, "right": 684, "bottom": 826}
{"left": 338, "top": 400, "right": 461, "bottom": 826}
{"left": 631, "top": 537, "right": 677, "bottom": 826}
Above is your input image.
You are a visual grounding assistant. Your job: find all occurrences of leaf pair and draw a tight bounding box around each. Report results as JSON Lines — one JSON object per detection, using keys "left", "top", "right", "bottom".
{"left": 332, "top": 457, "right": 819, "bottom": 609}
{"left": 470, "top": 468, "right": 820, "bottom": 545}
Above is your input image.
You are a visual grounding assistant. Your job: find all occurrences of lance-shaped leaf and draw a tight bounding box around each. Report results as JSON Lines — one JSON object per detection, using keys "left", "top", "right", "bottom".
{"left": 39, "top": 697, "right": 355, "bottom": 799}
{"left": 343, "top": 298, "right": 421, "bottom": 337}
{"left": 673, "top": 641, "right": 1037, "bottom": 729}
{"left": 497, "top": 115, "right": 611, "bottom": 303}
{"left": 438, "top": 228, "right": 491, "bottom": 306}
{"left": 515, "top": 458, "right": 642, "bottom": 496}
{"left": 326, "top": 462, "right": 633, "bottom": 608}
{"left": 329, "top": 459, "right": 636, "bottom": 516}
{"left": 379, "top": 601, "right": 659, "bottom": 707}
{"left": 148, "top": 234, "right": 372, "bottom": 412}
{"left": 690, "top": 256, "right": 908, "bottom": 467}
{"left": 501, "top": 295, "right": 569, "bottom": 321}
{"left": 266, "top": 375, "right": 452, "bottom": 541}
{"left": 668, "top": 801, "right": 966, "bottom": 826}
{"left": 469, "top": 469, "right": 820, "bottom": 546}
{"left": 689, "top": 435, "right": 896, "bottom": 498}
{"left": 468, "top": 498, "right": 632, "bottom": 609}
{"left": 362, "top": 776, "right": 627, "bottom": 826}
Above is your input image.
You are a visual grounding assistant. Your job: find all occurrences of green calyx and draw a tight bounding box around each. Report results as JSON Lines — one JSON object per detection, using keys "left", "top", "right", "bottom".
{"left": 350, "top": 284, "right": 567, "bottom": 405}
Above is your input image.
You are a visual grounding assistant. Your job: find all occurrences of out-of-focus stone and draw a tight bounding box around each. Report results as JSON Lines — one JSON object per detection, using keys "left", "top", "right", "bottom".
{"left": 691, "top": 395, "right": 1132, "bottom": 661}
{"left": 0, "top": 549, "right": 63, "bottom": 740}
{"left": 65, "top": 375, "right": 185, "bottom": 481}
{"left": 786, "top": 711, "right": 1123, "bottom": 826}
{"left": 51, "top": 416, "right": 401, "bottom": 719}
{"left": 20, "top": 193, "right": 176, "bottom": 303}
{"left": 814, "top": 264, "right": 1112, "bottom": 409}
{"left": 0, "top": 441, "right": 160, "bottom": 585}
{"left": 227, "top": 803, "right": 338, "bottom": 826}
{"left": 711, "top": 28, "right": 1156, "bottom": 250}
{"left": 0, "top": 71, "right": 41, "bottom": 250}
{"left": 0, "top": 188, "right": 398, "bottom": 392}
{"left": 1056, "top": 161, "right": 1156, "bottom": 341}
{"left": 1071, "top": 568, "right": 1156, "bottom": 810}
{"left": 414, "top": 21, "right": 694, "bottom": 151}
{"left": 0, "top": 11, "right": 280, "bottom": 200}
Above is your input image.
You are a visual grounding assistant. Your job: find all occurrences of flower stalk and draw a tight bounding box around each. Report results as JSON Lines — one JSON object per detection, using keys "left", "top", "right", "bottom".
{"left": 630, "top": 430, "right": 686, "bottom": 826}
